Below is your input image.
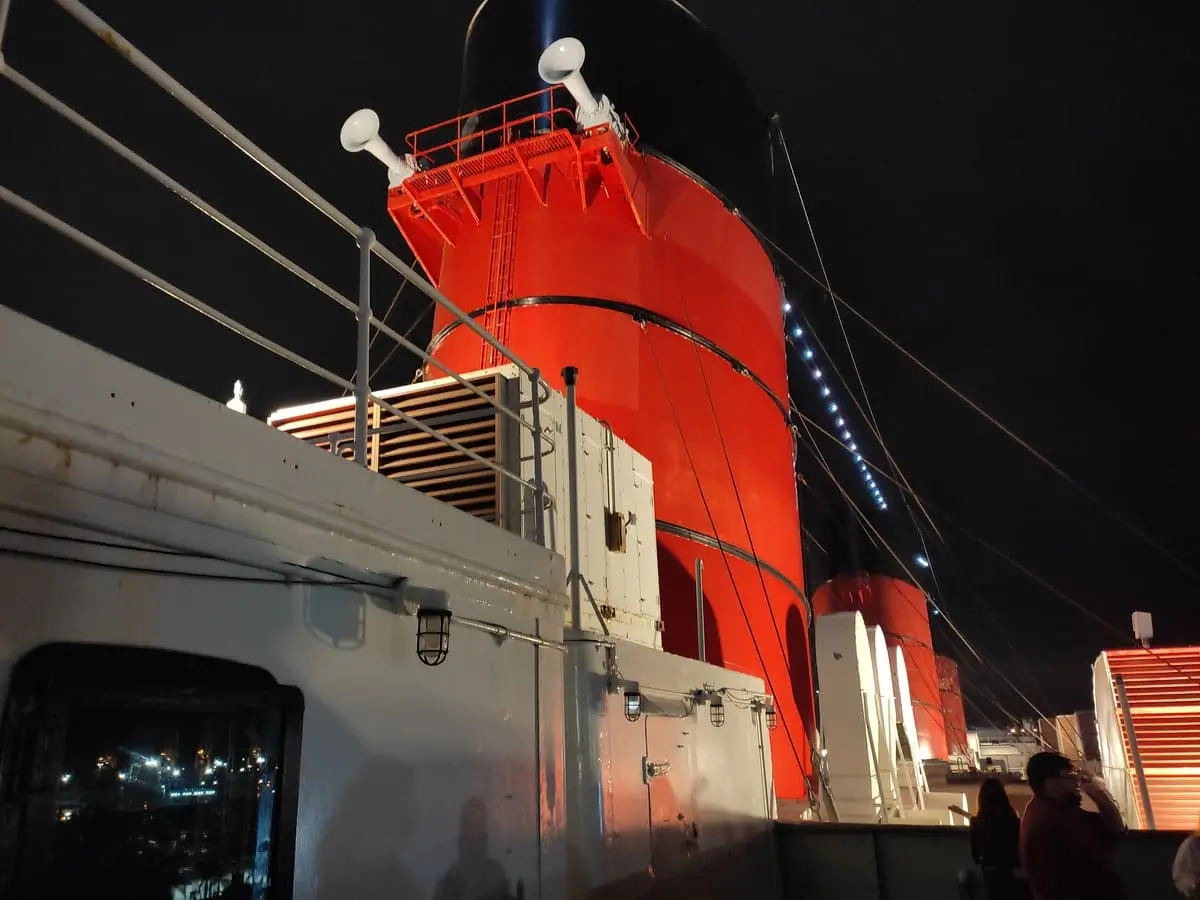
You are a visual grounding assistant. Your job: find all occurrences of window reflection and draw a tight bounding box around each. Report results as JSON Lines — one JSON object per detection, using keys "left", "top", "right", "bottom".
{"left": 51, "top": 702, "right": 278, "bottom": 899}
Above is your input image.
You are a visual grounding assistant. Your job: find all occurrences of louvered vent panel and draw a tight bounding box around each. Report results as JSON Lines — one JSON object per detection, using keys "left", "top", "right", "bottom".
{"left": 1102, "top": 646, "right": 1200, "bottom": 830}
{"left": 269, "top": 373, "right": 508, "bottom": 523}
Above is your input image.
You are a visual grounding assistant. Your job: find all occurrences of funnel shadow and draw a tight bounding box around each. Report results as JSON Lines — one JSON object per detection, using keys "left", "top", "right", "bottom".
{"left": 785, "top": 605, "right": 814, "bottom": 728}
{"left": 657, "top": 544, "right": 724, "bottom": 666}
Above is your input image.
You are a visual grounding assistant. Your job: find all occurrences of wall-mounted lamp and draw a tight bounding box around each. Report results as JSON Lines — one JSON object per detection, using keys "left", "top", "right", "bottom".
{"left": 624, "top": 690, "right": 643, "bottom": 722}
{"left": 709, "top": 695, "right": 725, "bottom": 728}
{"left": 416, "top": 608, "right": 452, "bottom": 666}
{"left": 765, "top": 705, "right": 777, "bottom": 731}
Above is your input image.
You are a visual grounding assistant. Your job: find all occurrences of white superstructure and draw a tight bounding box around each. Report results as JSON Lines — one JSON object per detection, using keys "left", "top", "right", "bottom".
{"left": 0, "top": 3, "right": 783, "bottom": 896}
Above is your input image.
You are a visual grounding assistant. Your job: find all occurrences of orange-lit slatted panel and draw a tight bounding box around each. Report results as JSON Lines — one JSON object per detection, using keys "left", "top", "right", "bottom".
{"left": 1102, "top": 646, "right": 1200, "bottom": 830}
{"left": 267, "top": 373, "right": 509, "bottom": 523}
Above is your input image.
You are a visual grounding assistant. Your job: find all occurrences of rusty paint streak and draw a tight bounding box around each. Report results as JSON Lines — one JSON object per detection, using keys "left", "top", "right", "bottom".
{"left": 97, "top": 29, "right": 132, "bottom": 60}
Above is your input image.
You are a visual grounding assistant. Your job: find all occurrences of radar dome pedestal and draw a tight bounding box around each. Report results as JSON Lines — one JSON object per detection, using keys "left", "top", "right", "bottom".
{"left": 370, "top": 0, "right": 816, "bottom": 801}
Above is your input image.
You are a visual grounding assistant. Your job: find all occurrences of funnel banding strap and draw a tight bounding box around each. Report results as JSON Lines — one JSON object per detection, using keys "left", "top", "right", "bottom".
{"left": 427, "top": 294, "right": 791, "bottom": 424}
{"left": 656, "top": 518, "right": 809, "bottom": 617}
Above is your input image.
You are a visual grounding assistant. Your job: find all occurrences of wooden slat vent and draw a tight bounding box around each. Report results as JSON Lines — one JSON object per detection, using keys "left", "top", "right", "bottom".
{"left": 268, "top": 373, "right": 512, "bottom": 524}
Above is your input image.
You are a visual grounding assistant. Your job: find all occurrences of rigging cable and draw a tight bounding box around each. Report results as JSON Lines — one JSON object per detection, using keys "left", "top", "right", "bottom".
{"left": 775, "top": 124, "right": 931, "bottom": 530}
{"left": 343, "top": 279, "right": 404, "bottom": 395}
{"left": 790, "top": 420, "right": 949, "bottom": 706}
{"left": 956, "top": 667, "right": 1053, "bottom": 751}
{"left": 669, "top": 242, "right": 830, "bottom": 763}
{"left": 761, "top": 231, "right": 1200, "bottom": 586}
{"left": 640, "top": 321, "right": 817, "bottom": 798}
{"left": 918, "top": 523, "right": 1088, "bottom": 751}
{"left": 774, "top": 133, "right": 940, "bottom": 540}
{"left": 0, "top": 540, "right": 374, "bottom": 588}
{"left": 791, "top": 416, "right": 1084, "bottom": 730}
{"left": 341, "top": 280, "right": 434, "bottom": 395}
{"left": 794, "top": 407, "right": 1200, "bottom": 692}
{"left": 783, "top": 306, "right": 942, "bottom": 539}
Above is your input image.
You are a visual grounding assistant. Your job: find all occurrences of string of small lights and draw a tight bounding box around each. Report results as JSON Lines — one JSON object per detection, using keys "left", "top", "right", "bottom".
{"left": 781, "top": 296, "right": 887, "bottom": 512}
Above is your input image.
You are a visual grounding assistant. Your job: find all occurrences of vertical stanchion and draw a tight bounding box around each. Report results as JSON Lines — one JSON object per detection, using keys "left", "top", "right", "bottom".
{"left": 530, "top": 370, "right": 546, "bottom": 546}
{"left": 563, "top": 366, "right": 581, "bottom": 629}
{"left": 695, "top": 557, "right": 706, "bottom": 662}
{"left": 354, "top": 228, "right": 374, "bottom": 467}
{"left": 0, "top": 0, "right": 13, "bottom": 51}
{"left": 1115, "top": 674, "right": 1155, "bottom": 829}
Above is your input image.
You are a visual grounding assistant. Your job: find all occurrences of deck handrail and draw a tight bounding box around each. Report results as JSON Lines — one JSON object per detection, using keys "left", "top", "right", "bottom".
{"left": 405, "top": 85, "right": 579, "bottom": 167}
{"left": 0, "top": 0, "right": 555, "bottom": 545}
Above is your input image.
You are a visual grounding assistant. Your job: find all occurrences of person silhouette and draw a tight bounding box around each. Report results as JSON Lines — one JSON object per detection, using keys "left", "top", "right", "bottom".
{"left": 1173, "top": 814, "right": 1200, "bottom": 899}
{"left": 432, "top": 797, "right": 516, "bottom": 900}
{"left": 970, "top": 778, "right": 1030, "bottom": 900}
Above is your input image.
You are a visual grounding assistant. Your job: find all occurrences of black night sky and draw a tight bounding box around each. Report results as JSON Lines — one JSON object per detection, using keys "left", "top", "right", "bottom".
{"left": 1, "top": 0, "right": 1196, "bottom": 724}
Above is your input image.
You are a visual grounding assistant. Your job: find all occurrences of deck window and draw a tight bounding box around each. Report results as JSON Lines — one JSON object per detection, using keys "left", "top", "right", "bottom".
{"left": 0, "top": 644, "right": 303, "bottom": 899}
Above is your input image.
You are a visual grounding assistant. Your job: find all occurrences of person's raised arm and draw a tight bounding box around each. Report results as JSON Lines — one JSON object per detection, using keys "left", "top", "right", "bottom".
{"left": 1080, "top": 776, "right": 1126, "bottom": 835}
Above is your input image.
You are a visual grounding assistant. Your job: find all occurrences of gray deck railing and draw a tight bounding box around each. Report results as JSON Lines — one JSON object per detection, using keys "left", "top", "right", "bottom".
{"left": 775, "top": 822, "right": 1189, "bottom": 900}
{"left": 0, "top": 0, "right": 553, "bottom": 545}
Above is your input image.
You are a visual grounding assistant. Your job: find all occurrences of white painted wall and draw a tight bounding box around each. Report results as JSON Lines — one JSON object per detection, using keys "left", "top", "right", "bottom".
{"left": 564, "top": 636, "right": 777, "bottom": 899}
{"left": 0, "top": 306, "right": 569, "bottom": 899}
{"left": 867, "top": 626, "right": 901, "bottom": 816}
{"left": 265, "top": 364, "right": 664, "bottom": 651}
{"left": 0, "top": 305, "right": 778, "bottom": 899}
{"left": 515, "top": 372, "right": 662, "bottom": 649}
{"left": 892, "top": 646, "right": 930, "bottom": 804}
{"left": 1093, "top": 654, "right": 1141, "bottom": 827}
{"left": 815, "top": 612, "right": 883, "bottom": 822}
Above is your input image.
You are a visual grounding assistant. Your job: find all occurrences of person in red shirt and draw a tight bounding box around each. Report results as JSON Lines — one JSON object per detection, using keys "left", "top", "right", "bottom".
{"left": 1019, "top": 752, "right": 1127, "bottom": 900}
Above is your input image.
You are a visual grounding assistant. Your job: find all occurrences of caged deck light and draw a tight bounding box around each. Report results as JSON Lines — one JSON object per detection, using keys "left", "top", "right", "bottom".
{"left": 624, "top": 690, "right": 643, "bottom": 722}
{"left": 709, "top": 694, "right": 725, "bottom": 728}
{"left": 416, "top": 608, "right": 452, "bottom": 666}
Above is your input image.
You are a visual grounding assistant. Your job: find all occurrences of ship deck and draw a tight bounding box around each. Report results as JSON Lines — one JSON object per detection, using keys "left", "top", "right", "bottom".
{"left": 775, "top": 820, "right": 1185, "bottom": 900}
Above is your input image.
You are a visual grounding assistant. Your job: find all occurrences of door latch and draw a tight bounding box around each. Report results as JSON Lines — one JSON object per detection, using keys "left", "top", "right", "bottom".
{"left": 643, "top": 758, "right": 671, "bottom": 781}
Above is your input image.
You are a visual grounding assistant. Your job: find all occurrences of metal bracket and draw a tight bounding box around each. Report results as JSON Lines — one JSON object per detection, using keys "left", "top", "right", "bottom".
{"left": 643, "top": 758, "right": 671, "bottom": 782}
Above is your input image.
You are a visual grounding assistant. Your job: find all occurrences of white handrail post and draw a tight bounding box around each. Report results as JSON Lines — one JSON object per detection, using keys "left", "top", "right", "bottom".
{"left": 354, "top": 228, "right": 375, "bottom": 467}
{"left": 0, "top": 0, "right": 13, "bottom": 51}
{"left": 563, "top": 366, "right": 581, "bottom": 628}
{"left": 529, "top": 369, "right": 546, "bottom": 546}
